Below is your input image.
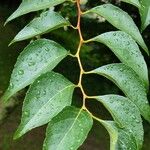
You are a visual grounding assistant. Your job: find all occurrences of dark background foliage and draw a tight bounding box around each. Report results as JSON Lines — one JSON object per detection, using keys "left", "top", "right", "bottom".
{"left": 0, "top": 0, "right": 150, "bottom": 149}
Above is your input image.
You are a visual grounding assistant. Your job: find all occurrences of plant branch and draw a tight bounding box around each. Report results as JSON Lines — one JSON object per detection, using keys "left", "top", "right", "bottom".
{"left": 74, "top": 0, "right": 98, "bottom": 111}
{"left": 84, "top": 107, "right": 102, "bottom": 122}
{"left": 75, "top": 0, "right": 87, "bottom": 107}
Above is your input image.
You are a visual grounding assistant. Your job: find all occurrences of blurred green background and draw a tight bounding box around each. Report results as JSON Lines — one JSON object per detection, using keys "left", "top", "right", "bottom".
{"left": 0, "top": 0, "right": 150, "bottom": 149}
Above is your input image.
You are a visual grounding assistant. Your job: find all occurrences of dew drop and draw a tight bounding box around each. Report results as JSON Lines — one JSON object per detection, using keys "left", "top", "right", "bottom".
{"left": 77, "top": 139, "right": 81, "bottom": 143}
{"left": 79, "top": 123, "right": 82, "bottom": 127}
{"left": 43, "top": 143, "right": 46, "bottom": 149}
{"left": 43, "top": 90, "right": 46, "bottom": 95}
{"left": 119, "top": 68, "right": 124, "bottom": 72}
{"left": 121, "top": 101, "right": 124, "bottom": 106}
{"left": 70, "top": 147, "right": 73, "bottom": 150}
{"left": 45, "top": 47, "right": 49, "bottom": 52}
{"left": 122, "top": 144, "right": 126, "bottom": 148}
{"left": 9, "top": 83, "right": 14, "bottom": 89}
{"left": 129, "top": 129, "right": 132, "bottom": 133}
{"left": 127, "top": 41, "right": 130, "bottom": 45}
{"left": 132, "top": 115, "right": 136, "bottom": 120}
{"left": 37, "top": 80, "right": 40, "bottom": 84}
{"left": 145, "top": 101, "right": 149, "bottom": 104}
{"left": 24, "top": 111, "right": 29, "bottom": 116}
{"left": 28, "top": 61, "right": 35, "bottom": 66}
{"left": 37, "top": 91, "right": 41, "bottom": 95}
{"left": 18, "top": 70, "right": 24, "bottom": 75}
{"left": 113, "top": 33, "right": 116, "bottom": 36}
{"left": 136, "top": 119, "right": 140, "bottom": 123}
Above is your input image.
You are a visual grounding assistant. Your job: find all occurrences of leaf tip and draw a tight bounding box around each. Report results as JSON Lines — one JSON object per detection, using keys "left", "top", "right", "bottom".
{"left": 4, "top": 21, "right": 8, "bottom": 26}
{"left": 8, "top": 40, "right": 15, "bottom": 47}
{"left": 13, "top": 132, "right": 20, "bottom": 140}
{"left": 145, "top": 48, "right": 149, "bottom": 56}
{"left": 141, "top": 42, "right": 149, "bottom": 56}
{"left": 141, "top": 23, "right": 146, "bottom": 33}
{"left": 13, "top": 127, "right": 23, "bottom": 140}
{"left": 4, "top": 16, "right": 12, "bottom": 26}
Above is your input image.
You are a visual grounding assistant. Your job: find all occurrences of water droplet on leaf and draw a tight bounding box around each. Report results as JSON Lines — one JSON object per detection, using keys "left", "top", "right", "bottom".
{"left": 28, "top": 61, "right": 35, "bottom": 66}
{"left": 18, "top": 70, "right": 24, "bottom": 75}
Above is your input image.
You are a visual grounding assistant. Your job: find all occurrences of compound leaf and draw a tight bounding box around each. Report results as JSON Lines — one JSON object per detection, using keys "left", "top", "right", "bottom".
{"left": 91, "top": 63, "right": 150, "bottom": 122}
{"left": 11, "top": 10, "right": 70, "bottom": 44}
{"left": 14, "top": 72, "right": 75, "bottom": 139}
{"left": 2, "top": 39, "right": 68, "bottom": 102}
{"left": 91, "top": 31, "right": 148, "bottom": 89}
{"left": 43, "top": 106, "right": 93, "bottom": 150}
{"left": 5, "top": 0, "right": 68, "bottom": 24}
{"left": 96, "top": 95, "right": 143, "bottom": 148}
{"left": 86, "top": 4, "right": 149, "bottom": 54}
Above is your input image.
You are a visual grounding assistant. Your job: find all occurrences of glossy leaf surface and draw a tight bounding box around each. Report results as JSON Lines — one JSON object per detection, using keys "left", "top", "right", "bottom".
{"left": 14, "top": 72, "right": 75, "bottom": 139}
{"left": 140, "top": 0, "right": 150, "bottom": 31}
{"left": 11, "top": 10, "right": 70, "bottom": 43}
{"left": 87, "top": 4, "right": 148, "bottom": 54}
{"left": 91, "top": 63, "right": 150, "bottom": 122}
{"left": 99, "top": 120, "right": 137, "bottom": 150}
{"left": 5, "top": 0, "right": 67, "bottom": 24}
{"left": 96, "top": 95, "right": 143, "bottom": 148}
{"left": 91, "top": 31, "right": 148, "bottom": 88}
{"left": 2, "top": 39, "right": 68, "bottom": 102}
{"left": 43, "top": 106, "right": 93, "bottom": 150}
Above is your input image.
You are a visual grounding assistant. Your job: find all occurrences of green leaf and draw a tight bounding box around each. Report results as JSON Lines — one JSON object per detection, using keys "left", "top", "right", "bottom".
{"left": 96, "top": 95, "right": 143, "bottom": 148}
{"left": 1, "top": 39, "right": 68, "bottom": 102}
{"left": 140, "top": 0, "right": 150, "bottom": 31}
{"left": 120, "top": 0, "right": 141, "bottom": 8}
{"left": 121, "top": 0, "right": 150, "bottom": 31}
{"left": 98, "top": 120, "right": 118, "bottom": 150}
{"left": 91, "top": 63, "right": 150, "bottom": 122}
{"left": 10, "top": 10, "right": 70, "bottom": 44}
{"left": 5, "top": 0, "right": 68, "bottom": 24}
{"left": 86, "top": 4, "right": 149, "bottom": 54}
{"left": 14, "top": 72, "right": 75, "bottom": 139}
{"left": 99, "top": 120, "right": 137, "bottom": 150}
{"left": 91, "top": 31, "right": 148, "bottom": 89}
{"left": 43, "top": 106, "right": 93, "bottom": 150}
{"left": 117, "top": 127, "right": 137, "bottom": 150}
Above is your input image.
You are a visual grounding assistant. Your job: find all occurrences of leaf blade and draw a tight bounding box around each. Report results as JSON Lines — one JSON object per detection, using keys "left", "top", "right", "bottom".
{"left": 2, "top": 39, "right": 68, "bottom": 102}
{"left": 140, "top": 0, "right": 150, "bottom": 31}
{"left": 96, "top": 95, "right": 143, "bottom": 148}
{"left": 11, "top": 10, "right": 70, "bottom": 44}
{"left": 43, "top": 106, "right": 93, "bottom": 150}
{"left": 99, "top": 120, "right": 137, "bottom": 150}
{"left": 14, "top": 72, "right": 75, "bottom": 139}
{"left": 91, "top": 31, "right": 149, "bottom": 89}
{"left": 86, "top": 4, "right": 149, "bottom": 54}
{"left": 5, "top": 0, "right": 68, "bottom": 24}
{"left": 91, "top": 63, "right": 150, "bottom": 122}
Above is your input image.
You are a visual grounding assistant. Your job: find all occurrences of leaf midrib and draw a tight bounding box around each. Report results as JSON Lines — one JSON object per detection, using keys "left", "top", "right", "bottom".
{"left": 56, "top": 109, "right": 83, "bottom": 150}
{"left": 21, "top": 84, "right": 74, "bottom": 131}
{"left": 7, "top": 52, "right": 68, "bottom": 100}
